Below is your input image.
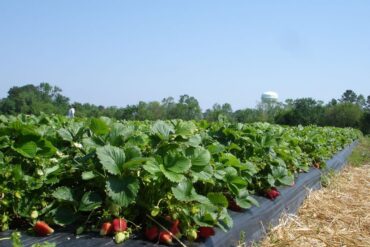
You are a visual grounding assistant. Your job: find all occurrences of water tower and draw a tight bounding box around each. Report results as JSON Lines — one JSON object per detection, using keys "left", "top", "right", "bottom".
{"left": 260, "top": 91, "right": 279, "bottom": 122}
{"left": 261, "top": 91, "right": 279, "bottom": 103}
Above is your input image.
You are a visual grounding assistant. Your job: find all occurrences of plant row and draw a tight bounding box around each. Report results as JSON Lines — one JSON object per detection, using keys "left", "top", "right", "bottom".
{"left": 0, "top": 114, "right": 360, "bottom": 244}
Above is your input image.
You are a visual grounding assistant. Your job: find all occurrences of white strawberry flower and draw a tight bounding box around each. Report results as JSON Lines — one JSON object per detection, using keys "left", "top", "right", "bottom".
{"left": 73, "top": 142, "right": 83, "bottom": 149}
{"left": 50, "top": 158, "right": 58, "bottom": 163}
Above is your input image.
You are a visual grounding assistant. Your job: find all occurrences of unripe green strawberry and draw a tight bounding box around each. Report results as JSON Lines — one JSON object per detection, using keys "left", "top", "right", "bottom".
{"left": 30, "top": 210, "right": 38, "bottom": 219}
{"left": 186, "top": 228, "right": 198, "bottom": 242}
{"left": 114, "top": 232, "right": 127, "bottom": 244}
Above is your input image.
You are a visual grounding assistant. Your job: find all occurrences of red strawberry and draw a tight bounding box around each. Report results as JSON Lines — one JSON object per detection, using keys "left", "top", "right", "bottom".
{"left": 171, "top": 219, "right": 180, "bottom": 228}
{"left": 228, "top": 198, "right": 242, "bottom": 211}
{"left": 163, "top": 216, "right": 181, "bottom": 237}
{"left": 170, "top": 224, "right": 181, "bottom": 238}
{"left": 100, "top": 222, "right": 113, "bottom": 236}
{"left": 272, "top": 187, "right": 280, "bottom": 196}
{"left": 266, "top": 188, "right": 280, "bottom": 200}
{"left": 34, "top": 221, "right": 54, "bottom": 236}
{"left": 145, "top": 225, "right": 159, "bottom": 241}
{"left": 112, "top": 218, "right": 127, "bottom": 232}
{"left": 198, "top": 227, "right": 215, "bottom": 238}
{"left": 170, "top": 219, "right": 181, "bottom": 237}
{"left": 159, "top": 231, "right": 173, "bottom": 245}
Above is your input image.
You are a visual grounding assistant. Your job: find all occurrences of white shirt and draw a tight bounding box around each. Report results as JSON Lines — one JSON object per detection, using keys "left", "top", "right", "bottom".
{"left": 68, "top": 108, "right": 75, "bottom": 118}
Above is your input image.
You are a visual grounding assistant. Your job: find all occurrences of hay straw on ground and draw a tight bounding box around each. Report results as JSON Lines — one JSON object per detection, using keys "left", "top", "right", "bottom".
{"left": 259, "top": 164, "right": 370, "bottom": 247}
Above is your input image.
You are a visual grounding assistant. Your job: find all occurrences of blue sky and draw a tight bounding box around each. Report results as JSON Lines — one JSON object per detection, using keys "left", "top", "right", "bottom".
{"left": 0, "top": 1, "right": 369, "bottom": 110}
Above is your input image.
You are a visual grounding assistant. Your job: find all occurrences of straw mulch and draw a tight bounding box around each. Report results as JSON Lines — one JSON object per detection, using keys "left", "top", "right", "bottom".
{"left": 259, "top": 164, "right": 370, "bottom": 247}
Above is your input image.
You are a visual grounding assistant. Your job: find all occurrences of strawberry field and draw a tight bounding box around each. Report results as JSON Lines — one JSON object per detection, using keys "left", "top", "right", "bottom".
{"left": 0, "top": 114, "right": 361, "bottom": 245}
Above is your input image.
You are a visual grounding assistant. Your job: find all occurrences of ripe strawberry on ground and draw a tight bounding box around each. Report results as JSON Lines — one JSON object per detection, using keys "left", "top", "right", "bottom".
{"left": 273, "top": 187, "right": 280, "bottom": 195}
{"left": 265, "top": 187, "right": 280, "bottom": 200}
{"left": 112, "top": 218, "right": 127, "bottom": 232}
{"left": 145, "top": 225, "right": 159, "bottom": 241}
{"left": 100, "top": 222, "right": 113, "bottom": 236}
{"left": 159, "top": 231, "right": 173, "bottom": 245}
{"left": 198, "top": 227, "right": 215, "bottom": 238}
{"left": 34, "top": 221, "right": 54, "bottom": 236}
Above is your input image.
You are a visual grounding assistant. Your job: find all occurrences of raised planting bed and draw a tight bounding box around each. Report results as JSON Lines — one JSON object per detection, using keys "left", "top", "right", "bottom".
{"left": 0, "top": 115, "right": 361, "bottom": 246}
{"left": 201, "top": 140, "right": 358, "bottom": 247}
{"left": 0, "top": 141, "right": 358, "bottom": 247}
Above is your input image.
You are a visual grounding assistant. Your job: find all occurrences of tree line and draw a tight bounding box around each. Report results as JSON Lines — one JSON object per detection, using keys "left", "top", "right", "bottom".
{"left": 0, "top": 83, "right": 369, "bottom": 134}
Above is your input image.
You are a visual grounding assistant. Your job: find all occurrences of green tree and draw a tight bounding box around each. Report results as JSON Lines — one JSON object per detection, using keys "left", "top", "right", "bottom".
{"left": 233, "top": 108, "right": 262, "bottom": 123}
{"left": 0, "top": 82, "right": 70, "bottom": 115}
{"left": 161, "top": 97, "right": 177, "bottom": 119}
{"left": 356, "top": 94, "right": 366, "bottom": 108}
{"left": 328, "top": 98, "right": 338, "bottom": 106}
{"left": 323, "top": 103, "right": 363, "bottom": 128}
{"left": 340, "top": 89, "right": 357, "bottom": 103}
{"left": 204, "top": 103, "right": 234, "bottom": 122}
{"left": 275, "top": 98, "right": 324, "bottom": 125}
{"left": 174, "top": 95, "right": 202, "bottom": 120}
{"left": 114, "top": 105, "right": 139, "bottom": 120}
{"left": 360, "top": 111, "right": 370, "bottom": 134}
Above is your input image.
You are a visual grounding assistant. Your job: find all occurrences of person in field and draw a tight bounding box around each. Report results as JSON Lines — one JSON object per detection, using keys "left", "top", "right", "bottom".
{"left": 68, "top": 107, "right": 75, "bottom": 118}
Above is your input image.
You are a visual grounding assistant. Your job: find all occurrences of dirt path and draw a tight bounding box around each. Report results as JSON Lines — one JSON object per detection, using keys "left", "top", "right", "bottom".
{"left": 259, "top": 162, "right": 370, "bottom": 247}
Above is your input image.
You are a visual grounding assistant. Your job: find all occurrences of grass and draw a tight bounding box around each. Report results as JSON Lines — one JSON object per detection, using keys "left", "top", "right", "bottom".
{"left": 348, "top": 136, "right": 370, "bottom": 166}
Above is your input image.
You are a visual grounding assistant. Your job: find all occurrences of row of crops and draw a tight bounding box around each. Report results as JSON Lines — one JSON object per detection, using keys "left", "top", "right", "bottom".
{"left": 0, "top": 114, "right": 361, "bottom": 244}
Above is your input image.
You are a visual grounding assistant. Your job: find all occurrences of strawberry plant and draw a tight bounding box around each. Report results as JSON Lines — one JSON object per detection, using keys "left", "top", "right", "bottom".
{"left": 0, "top": 114, "right": 361, "bottom": 243}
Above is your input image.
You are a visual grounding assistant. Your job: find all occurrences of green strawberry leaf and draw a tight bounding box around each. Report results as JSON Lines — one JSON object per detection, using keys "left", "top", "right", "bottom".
{"left": 57, "top": 128, "right": 73, "bottom": 142}
{"left": 13, "top": 141, "right": 37, "bottom": 158}
{"left": 53, "top": 206, "right": 77, "bottom": 226}
{"left": 52, "top": 186, "right": 75, "bottom": 202}
{"left": 96, "top": 145, "right": 125, "bottom": 175}
{"left": 163, "top": 153, "right": 191, "bottom": 173}
{"left": 90, "top": 118, "right": 110, "bottom": 136}
{"left": 106, "top": 176, "right": 139, "bottom": 207}
{"left": 79, "top": 191, "right": 102, "bottom": 212}
{"left": 151, "top": 121, "right": 174, "bottom": 140}
{"left": 171, "top": 181, "right": 208, "bottom": 203}
{"left": 207, "top": 192, "right": 228, "bottom": 208}
{"left": 188, "top": 147, "right": 211, "bottom": 167}
{"left": 81, "top": 171, "right": 96, "bottom": 180}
